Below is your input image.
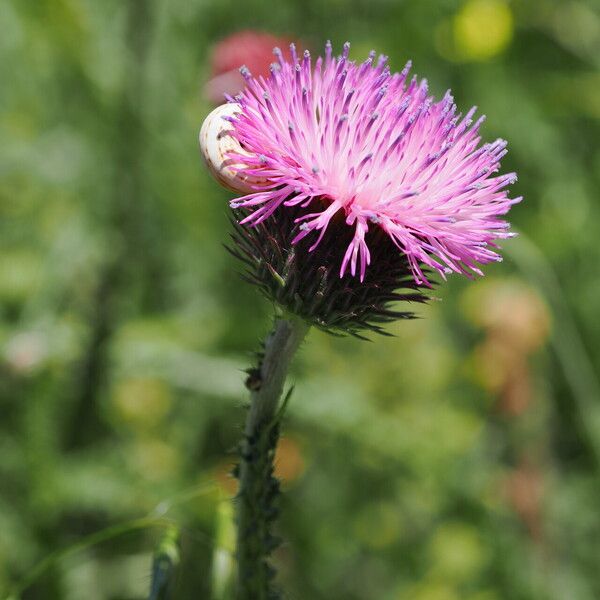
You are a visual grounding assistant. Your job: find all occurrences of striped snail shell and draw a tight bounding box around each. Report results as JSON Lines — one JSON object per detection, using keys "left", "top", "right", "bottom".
{"left": 199, "top": 103, "right": 267, "bottom": 194}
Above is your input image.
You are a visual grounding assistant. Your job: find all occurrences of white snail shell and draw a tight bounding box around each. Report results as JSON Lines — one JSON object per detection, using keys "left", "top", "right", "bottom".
{"left": 199, "top": 103, "right": 267, "bottom": 194}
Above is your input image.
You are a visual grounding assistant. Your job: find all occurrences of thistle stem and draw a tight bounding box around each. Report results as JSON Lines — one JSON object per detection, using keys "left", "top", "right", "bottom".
{"left": 236, "top": 315, "right": 309, "bottom": 600}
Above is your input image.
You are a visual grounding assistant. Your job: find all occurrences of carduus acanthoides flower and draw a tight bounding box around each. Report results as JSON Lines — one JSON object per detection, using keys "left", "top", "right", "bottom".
{"left": 200, "top": 41, "right": 521, "bottom": 336}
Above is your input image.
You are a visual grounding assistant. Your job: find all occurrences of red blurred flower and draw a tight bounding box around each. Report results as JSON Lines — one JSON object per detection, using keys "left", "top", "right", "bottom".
{"left": 205, "top": 31, "right": 295, "bottom": 104}
{"left": 505, "top": 459, "right": 544, "bottom": 541}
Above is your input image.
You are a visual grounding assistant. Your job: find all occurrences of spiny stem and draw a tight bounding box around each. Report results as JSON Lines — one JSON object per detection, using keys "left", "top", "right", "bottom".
{"left": 236, "top": 315, "right": 309, "bottom": 600}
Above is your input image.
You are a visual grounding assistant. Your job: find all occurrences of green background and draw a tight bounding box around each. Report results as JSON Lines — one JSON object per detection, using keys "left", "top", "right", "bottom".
{"left": 1, "top": 0, "right": 600, "bottom": 598}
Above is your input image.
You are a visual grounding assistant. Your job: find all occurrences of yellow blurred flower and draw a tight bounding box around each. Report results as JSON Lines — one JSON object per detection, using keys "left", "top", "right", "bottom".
{"left": 111, "top": 377, "right": 172, "bottom": 430}
{"left": 428, "top": 522, "right": 489, "bottom": 583}
{"left": 353, "top": 501, "right": 403, "bottom": 549}
{"left": 398, "top": 582, "right": 459, "bottom": 600}
{"left": 436, "top": 0, "right": 514, "bottom": 62}
{"left": 468, "top": 280, "right": 550, "bottom": 353}
{"left": 462, "top": 278, "right": 551, "bottom": 414}
{"left": 130, "top": 439, "right": 180, "bottom": 481}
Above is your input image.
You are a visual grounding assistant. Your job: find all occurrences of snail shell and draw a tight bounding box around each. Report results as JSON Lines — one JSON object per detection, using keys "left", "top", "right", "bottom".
{"left": 199, "top": 103, "right": 267, "bottom": 194}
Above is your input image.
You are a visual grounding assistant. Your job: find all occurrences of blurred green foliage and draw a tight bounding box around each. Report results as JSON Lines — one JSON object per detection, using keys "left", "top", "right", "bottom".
{"left": 1, "top": 0, "right": 600, "bottom": 598}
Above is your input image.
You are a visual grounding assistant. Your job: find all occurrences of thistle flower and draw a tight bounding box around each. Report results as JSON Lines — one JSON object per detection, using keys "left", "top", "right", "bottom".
{"left": 200, "top": 41, "right": 520, "bottom": 335}
{"left": 198, "top": 42, "right": 522, "bottom": 599}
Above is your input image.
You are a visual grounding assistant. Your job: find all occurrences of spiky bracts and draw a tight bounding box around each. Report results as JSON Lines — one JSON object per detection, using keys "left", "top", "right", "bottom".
{"left": 227, "top": 41, "right": 521, "bottom": 286}
{"left": 229, "top": 204, "right": 430, "bottom": 338}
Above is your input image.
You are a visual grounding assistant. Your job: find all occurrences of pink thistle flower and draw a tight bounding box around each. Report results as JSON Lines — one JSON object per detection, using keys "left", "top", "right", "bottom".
{"left": 226, "top": 41, "right": 521, "bottom": 286}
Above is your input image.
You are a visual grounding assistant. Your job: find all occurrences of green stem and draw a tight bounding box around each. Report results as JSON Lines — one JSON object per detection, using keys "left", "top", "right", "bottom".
{"left": 6, "top": 517, "right": 172, "bottom": 600}
{"left": 236, "top": 315, "right": 309, "bottom": 600}
{"left": 149, "top": 525, "right": 181, "bottom": 600}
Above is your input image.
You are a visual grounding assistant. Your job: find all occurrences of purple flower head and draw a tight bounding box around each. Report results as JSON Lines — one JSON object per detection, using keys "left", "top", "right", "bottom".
{"left": 225, "top": 41, "right": 521, "bottom": 286}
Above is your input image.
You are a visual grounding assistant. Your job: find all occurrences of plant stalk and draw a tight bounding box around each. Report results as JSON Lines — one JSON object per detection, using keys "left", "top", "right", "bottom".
{"left": 236, "top": 315, "right": 309, "bottom": 600}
